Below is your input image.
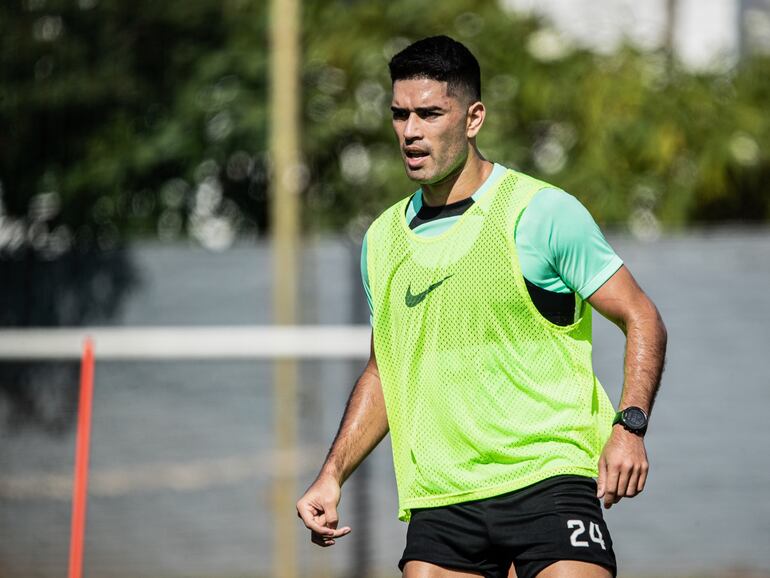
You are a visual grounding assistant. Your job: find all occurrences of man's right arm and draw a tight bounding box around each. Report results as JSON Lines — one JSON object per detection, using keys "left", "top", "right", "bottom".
{"left": 295, "top": 335, "right": 388, "bottom": 547}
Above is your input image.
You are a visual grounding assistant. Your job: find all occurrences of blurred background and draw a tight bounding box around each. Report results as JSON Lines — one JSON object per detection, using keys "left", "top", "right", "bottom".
{"left": 1, "top": 0, "right": 769, "bottom": 577}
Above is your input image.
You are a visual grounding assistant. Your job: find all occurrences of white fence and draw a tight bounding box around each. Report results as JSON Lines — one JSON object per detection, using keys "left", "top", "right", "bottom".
{"left": 0, "top": 326, "right": 371, "bottom": 360}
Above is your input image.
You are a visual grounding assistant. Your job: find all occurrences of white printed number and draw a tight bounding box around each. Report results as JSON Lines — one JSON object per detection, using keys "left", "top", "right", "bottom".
{"left": 567, "top": 519, "right": 606, "bottom": 550}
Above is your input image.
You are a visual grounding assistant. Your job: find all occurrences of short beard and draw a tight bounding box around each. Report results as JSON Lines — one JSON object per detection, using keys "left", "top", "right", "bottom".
{"left": 421, "top": 150, "right": 468, "bottom": 186}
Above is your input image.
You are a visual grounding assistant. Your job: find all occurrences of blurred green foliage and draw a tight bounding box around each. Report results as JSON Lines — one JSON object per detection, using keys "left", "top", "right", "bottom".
{"left": 1, "top": 0, "right": 769, "bottom": 251}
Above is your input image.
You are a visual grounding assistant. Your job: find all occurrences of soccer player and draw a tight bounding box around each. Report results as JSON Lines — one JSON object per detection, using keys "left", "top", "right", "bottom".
{"left": 296, "top": 35, "right": 667, "bottom": 578}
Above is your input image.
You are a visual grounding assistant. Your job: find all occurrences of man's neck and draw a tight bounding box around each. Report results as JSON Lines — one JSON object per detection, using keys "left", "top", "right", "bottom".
{"left": 421, "top": 149, "right": 493, "bottom": 207}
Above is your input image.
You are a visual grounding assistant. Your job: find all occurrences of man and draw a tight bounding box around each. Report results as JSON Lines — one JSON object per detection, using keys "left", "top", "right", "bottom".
{"left": 297, "top": 35, "right": 667, "bottom": 578}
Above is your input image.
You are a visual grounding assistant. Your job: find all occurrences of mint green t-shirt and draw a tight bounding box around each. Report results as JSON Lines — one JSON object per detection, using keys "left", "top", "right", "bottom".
{"left": 361, "top": 164, "right": 622, "bottom": 319}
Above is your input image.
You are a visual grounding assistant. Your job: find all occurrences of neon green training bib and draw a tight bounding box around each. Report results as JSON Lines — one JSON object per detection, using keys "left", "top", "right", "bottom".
{"left": 365, "top": 169, "right": 615, "bottom": 521}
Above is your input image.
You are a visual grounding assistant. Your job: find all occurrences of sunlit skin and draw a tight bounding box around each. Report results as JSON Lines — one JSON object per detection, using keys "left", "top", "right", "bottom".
{"left": 391, "top": 78, "right": 493, "bottom": 207}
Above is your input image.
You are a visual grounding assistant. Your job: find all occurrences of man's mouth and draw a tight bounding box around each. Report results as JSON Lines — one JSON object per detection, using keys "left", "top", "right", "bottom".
{"left": 404, "top": 148, "right": 429, "bottom": 169}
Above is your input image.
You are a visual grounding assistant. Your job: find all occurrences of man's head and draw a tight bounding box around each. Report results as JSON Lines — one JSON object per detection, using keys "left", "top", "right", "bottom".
{"left": 388, "top": 36, "right": 486, "bottom": 185}
{"left": 388, "top": 35, "right": 481, "bottom": 103}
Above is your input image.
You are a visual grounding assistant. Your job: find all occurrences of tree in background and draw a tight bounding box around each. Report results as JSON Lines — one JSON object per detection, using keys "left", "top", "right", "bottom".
{"left": 2, "top": 0, "right": 769, "bottom": 253}
{"left": 302, "top": 0, "right": 770, "bottom": 237}
{"left": 1, "top": 0, "right": 268, "bottom": 253}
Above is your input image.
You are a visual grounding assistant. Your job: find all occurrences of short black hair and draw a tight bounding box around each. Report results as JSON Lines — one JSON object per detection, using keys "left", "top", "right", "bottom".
{"left": 388, "top": 35, "right": 481, "bottom": 102}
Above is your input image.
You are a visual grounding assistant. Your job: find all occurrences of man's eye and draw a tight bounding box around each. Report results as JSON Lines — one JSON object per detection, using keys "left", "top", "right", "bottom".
{"left": 392, "top": 111, "right": 408, "bottom": 121}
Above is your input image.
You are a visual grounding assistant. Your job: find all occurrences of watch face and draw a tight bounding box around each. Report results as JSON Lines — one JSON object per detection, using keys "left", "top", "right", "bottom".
{"left": 623, "top": 408, "right": 647, "bottom": 430}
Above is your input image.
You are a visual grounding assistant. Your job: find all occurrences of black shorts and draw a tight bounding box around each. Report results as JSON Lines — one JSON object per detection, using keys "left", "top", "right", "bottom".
{"left": 399, "top": 475, "right": 617, "bottom": 578}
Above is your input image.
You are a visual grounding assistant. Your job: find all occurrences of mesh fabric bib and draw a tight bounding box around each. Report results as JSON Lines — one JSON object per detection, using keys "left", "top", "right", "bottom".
{"left": 366, "top": 169, "right": 615, "bottom": 521}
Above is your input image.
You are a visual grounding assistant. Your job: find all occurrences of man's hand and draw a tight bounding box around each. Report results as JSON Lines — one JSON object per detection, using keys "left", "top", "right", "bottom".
{"left": 296, "top": 474, "right": 351, "bottom": 547}
{"left": 296, "top": 338, "right": 386, "bottom": 547}
{"left": 596, "top": 426, "right": 649, "bottom": 509}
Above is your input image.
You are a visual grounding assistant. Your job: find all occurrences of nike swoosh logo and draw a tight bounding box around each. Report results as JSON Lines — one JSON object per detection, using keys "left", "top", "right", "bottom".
{"left": 405, "top": 275, "right": 454, "bottom": 307}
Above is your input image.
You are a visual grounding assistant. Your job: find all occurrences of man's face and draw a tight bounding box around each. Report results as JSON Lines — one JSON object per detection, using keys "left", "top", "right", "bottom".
{"left": 390, "top": 78, "right": 471, "bottom": 184}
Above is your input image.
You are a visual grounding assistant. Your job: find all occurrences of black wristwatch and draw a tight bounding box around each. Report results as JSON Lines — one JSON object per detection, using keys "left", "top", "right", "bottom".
{"left": 612, "top": 406, "right": 648, "bottom": 436}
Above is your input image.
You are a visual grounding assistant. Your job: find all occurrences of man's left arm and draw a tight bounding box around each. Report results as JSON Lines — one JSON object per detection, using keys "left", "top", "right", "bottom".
{"left": 587, "top": 265, "right": 668, "bottom": 509}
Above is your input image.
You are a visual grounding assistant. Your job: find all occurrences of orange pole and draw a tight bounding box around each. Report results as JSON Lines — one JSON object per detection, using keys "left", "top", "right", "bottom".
{"left": 68, "top": 338, "right": 95, "bottom": 578}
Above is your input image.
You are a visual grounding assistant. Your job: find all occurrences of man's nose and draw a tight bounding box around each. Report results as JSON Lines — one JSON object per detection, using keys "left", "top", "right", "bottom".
{"left": 403, "top": 113, "right": 422, "bottom": 142}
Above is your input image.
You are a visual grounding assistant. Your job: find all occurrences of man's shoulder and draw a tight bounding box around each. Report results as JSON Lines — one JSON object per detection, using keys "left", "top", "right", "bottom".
{"left": 528, "top": 186, "right": 581, "bottom": 211}
{"left": 486, "top": 167, "right": 559, "bottom": 214}
{"left": 487, "top": 165, "right": 553, "bottom": 194}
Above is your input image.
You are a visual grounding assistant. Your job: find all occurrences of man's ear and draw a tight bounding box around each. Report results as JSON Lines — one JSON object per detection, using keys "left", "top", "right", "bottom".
{"left": 466, "top": 101, "right": 486, "bottom": 138}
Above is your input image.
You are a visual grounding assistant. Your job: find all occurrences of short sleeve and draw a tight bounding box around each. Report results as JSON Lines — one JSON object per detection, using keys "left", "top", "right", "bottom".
{"left": 515, "top": 188, "right": 623, "bottom": 299}
{"left": 361, "top": 230, "right": 374, "bottom": 323}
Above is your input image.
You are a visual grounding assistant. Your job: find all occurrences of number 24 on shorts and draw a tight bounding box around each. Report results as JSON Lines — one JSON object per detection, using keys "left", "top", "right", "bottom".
{"left": 567, "top": 519, "right": 607, "bottom": 550}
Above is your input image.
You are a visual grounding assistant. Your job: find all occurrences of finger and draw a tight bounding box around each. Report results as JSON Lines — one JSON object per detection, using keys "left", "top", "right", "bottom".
{"left": 316, "top": 518, "right": 351, "bottom": 538}
{"left": 637, "top": 462, "right": 649, "bottom": 493}
{"left": 311, "top": 532, "right": 335, "bottom": 548}
{"left": 325, "top": 525, "right": 352, "bottom": 538}
{"left": 596, "top": 455, "right": 607, "bottom": 498}
{"left": 315, "top": 508, "right": 352, "bottom": 538}
{"left": 311, "top": 528, "right": 350, "bottom": 547}
{"left": 603, "top": 465, "right": 620, "bottom": 509}
{"left": 297, "top": 504, "right": 335, "bottom": 536}
{"left": 628, "top": 461, "right": 649, "bottom": 496}
{"left": 616, "top": 463, "right": 631, "bottom": 500}
{"left": 318, "top": 501, "right": 352, "bottom": 537}
{"left": 624, "top": 467, "right": 640, "bottom": 497}
{"left": 322, "top": 500, "right": 339, "bottom": 529}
